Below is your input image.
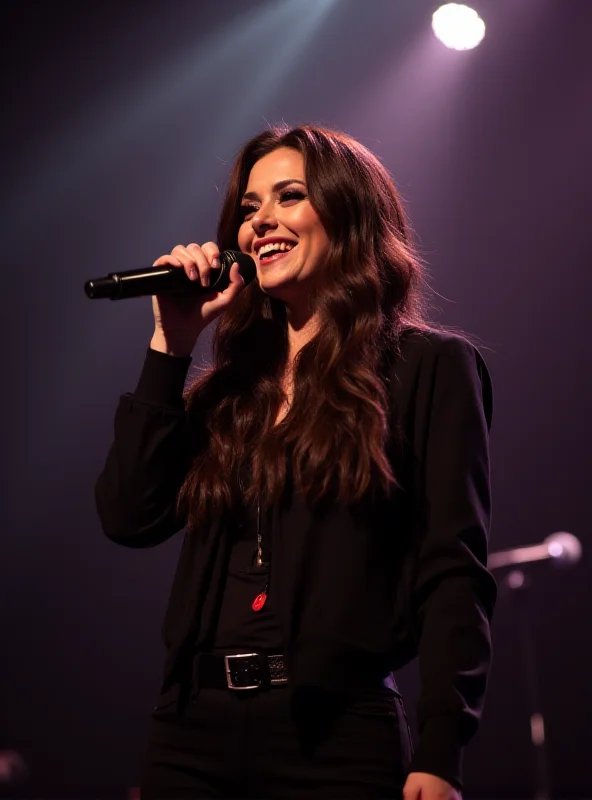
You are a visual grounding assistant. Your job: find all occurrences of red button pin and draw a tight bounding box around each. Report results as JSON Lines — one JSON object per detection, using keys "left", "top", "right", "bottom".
{"left": 252, "top": 592, "right": 267, "bottom": 612}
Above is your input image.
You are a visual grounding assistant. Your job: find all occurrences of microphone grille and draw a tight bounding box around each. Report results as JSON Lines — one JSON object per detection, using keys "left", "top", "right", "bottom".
{"left": 220, "top": 250, "right": 257, "bottom": 285}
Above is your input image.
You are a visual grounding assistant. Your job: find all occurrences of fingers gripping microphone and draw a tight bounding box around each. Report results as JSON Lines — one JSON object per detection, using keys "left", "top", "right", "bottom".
{"left": 84, "top": 250, "right": 256, "bottom": 300}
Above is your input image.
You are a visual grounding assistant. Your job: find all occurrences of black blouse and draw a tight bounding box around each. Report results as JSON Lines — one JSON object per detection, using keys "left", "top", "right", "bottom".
{"left": 95, "top": 327, "right": 497, "bottom": 790}
{"left": 210, "top": 505, "right": 283, "bottom": 654}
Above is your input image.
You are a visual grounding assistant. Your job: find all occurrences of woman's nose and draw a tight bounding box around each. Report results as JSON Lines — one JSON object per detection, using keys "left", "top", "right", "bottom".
{"left": 252, "top": 206, "right": 278, "bottom": 235}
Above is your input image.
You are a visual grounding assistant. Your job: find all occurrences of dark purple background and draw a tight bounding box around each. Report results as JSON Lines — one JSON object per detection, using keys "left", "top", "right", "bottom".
{"left": 1, "top": 1, "right": 590, "bottom": 797}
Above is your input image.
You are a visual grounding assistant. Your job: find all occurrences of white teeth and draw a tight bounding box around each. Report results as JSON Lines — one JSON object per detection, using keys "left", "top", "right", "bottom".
{"left": 258, "top": 241, "right": 294, "bottom": 256}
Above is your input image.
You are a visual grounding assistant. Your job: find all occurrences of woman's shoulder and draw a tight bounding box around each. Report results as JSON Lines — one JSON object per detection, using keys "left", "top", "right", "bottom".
{"left": 398, "top": 324, "right": 483, "bottom": 360}
{"left": 393, "top": 324, "right": 490, "bottom": 377}
{"left": 390, "top": 324, "right": 493, "bottom": 423}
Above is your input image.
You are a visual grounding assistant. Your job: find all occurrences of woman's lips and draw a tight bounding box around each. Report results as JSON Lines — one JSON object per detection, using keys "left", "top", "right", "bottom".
{"left": 257, "top": 244, "right": 297, "bottom": 266}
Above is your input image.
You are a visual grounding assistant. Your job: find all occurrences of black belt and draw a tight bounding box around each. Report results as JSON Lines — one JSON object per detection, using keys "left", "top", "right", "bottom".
{"left": 196, "top": 651, "right": 399, "bottom": 695}
{"left": 197, "top": 652, "right": 288, "bottom": 691}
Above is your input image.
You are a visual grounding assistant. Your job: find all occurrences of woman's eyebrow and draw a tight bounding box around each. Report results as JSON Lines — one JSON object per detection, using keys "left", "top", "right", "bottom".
{"left": 241, "top": 179, "right": 306, "bottom": 202}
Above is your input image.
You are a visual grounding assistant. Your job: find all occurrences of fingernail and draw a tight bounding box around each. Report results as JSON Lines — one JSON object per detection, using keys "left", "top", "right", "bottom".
{"left": 189, "top": 267, "right": 198, "bottom": 280}
{"left": 212, "top": 256, "right": 221, "bottom": 269}
{"left": 203, "top": 274, "right": 210, "bottom": 287}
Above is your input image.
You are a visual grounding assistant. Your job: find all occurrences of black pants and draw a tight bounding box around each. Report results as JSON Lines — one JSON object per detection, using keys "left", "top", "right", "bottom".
{"left": 140, "top": 680, "right": 413, "bottom": 798}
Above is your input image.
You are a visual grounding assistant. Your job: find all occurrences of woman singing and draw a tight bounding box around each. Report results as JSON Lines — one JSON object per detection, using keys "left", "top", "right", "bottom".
{"left": 95, "top": 124, "right": 496, "bottom": 799}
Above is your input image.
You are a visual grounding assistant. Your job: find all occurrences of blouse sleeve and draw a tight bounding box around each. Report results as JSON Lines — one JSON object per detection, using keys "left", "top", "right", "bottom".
{"left": 95, "top": 348, "right": 192, "bottom": 548}
{"left": 406, "top": 334, "right": 497, "bottom": 789}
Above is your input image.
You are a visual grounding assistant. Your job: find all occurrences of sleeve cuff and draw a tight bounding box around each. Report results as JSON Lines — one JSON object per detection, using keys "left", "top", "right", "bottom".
{"left": 133, "top": 348, "right": 192, "bottom": 407}
{"left": 407, "top": 715, "right": 464, "bottom": 791}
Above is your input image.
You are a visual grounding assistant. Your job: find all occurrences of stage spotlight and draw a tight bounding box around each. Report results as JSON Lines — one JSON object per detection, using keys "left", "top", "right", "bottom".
{"left": 432, "top": 3, "right": 485, "bottom": 50}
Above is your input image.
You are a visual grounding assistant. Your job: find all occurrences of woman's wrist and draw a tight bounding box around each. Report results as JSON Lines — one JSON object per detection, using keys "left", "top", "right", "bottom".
{"left": 150, "top": 329, "right": 201, "bottom": 358}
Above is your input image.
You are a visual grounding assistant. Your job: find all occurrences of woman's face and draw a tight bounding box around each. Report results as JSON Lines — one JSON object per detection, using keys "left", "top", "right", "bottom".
{"left": 237, "top": 147, "right": 330, "bottom": 308}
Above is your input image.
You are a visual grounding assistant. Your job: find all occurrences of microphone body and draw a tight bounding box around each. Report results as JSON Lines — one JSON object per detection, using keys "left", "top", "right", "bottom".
{"left": 488, "top": 532, "right": 582, "bottom": 570}
{"left": 84, "top": 250, "right": 256, "bottom": 300}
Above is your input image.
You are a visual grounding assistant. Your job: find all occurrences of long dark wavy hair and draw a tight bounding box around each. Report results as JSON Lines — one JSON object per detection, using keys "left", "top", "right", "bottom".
{"left": 178, "top": 124, "right": 428, "bottom": 531}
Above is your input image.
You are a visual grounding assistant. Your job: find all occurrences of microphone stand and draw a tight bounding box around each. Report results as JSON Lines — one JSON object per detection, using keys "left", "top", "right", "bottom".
{"left": 500, "top": 570, "right": 552, "bottom": 800}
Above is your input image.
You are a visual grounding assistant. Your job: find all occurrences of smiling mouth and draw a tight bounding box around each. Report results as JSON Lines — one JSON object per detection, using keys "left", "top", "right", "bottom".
{"left": 257, "top": 244, "right": 297, "bottom": 265}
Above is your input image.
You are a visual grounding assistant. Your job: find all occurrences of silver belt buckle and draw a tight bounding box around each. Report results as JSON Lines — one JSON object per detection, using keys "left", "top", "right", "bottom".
{"left": 224, "top": 653, "right": 262, "bottom": 691}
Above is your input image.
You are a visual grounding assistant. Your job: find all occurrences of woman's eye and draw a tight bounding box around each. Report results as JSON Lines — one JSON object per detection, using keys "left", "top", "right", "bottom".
{"left": 280, "top": 190, "right": 306, "bottom": 202}
{"left": 239, "top": 190, "right": 306, "bottom": 220}
{"left": 240, "top": 204, "right": 258, "bottom": 220}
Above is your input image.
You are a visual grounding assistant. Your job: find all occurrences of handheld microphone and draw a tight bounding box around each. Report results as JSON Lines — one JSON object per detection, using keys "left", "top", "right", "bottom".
{"left": 84, "top": 250, "right": 256, "bottom": 300}
{"left": 488, "top": 532, "right": 582, "bottom": 570}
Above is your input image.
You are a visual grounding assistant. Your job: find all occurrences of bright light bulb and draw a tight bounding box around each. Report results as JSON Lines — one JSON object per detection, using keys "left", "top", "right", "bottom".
{"left": 432, "top": 3, "right": 486, "bottom": 51}
{"left": 548, "top": 541, "right": 564, "bottom": 558}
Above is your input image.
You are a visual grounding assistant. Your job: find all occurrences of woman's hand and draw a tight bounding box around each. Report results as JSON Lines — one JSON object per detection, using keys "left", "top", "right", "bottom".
{"left": 150, "top": 241, "right": 247, "bottom": 356}
{"left": 403, "top": 772, "right": 462, "bottom": 800}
